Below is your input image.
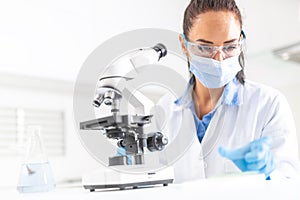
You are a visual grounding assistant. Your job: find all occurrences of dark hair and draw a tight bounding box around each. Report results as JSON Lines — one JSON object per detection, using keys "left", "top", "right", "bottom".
{"left": 183, "top": 0, "right": 245, "bottom": 84}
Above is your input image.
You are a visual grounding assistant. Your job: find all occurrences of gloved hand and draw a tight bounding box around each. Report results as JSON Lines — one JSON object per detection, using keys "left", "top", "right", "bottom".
{"left": 218, "top": 136, "right": 275, "bottom": 179}
{"left": 117, "top": 147, "right": 132, "bottom": 165}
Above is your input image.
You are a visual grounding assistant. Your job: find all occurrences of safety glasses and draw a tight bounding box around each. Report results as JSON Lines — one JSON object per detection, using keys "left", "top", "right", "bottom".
{"left": 183, "top": 32, "right": 245, "bottom": 59}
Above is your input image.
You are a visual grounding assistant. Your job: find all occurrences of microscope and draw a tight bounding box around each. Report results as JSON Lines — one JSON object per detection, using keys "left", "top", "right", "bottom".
{"left": 80, "top": 43, "right": 174, "bottom": 191}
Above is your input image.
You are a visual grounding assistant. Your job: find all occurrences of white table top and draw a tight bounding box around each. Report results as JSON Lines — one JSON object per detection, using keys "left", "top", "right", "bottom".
{"left": 1, "top": 174, "right": 300, "bottom": 200}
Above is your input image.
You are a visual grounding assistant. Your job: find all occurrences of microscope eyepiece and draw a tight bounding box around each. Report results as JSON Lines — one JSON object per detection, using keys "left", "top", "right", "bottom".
{"left": 153, "top": 43, "right": 167, "bottom": 60}
{"left": 93, "top": 100, "right": 101, "bottom": 107}
{"left": 93, "top": 94, "right": 104, "bottom": 107}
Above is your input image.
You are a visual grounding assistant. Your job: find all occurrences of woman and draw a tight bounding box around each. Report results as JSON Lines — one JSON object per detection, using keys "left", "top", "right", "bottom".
{"left": 159, "top": 0, "right": 300, "bottom": 183}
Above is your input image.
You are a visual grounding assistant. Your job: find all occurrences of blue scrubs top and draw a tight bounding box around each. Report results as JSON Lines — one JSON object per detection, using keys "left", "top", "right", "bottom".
{"left": 175, "top": 77, "right": 241, "bottom": 143}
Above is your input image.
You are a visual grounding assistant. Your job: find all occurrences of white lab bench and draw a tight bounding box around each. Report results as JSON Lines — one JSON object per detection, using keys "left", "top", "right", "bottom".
{"left": 1, "top": 174, "right": 300, "bottom": 200}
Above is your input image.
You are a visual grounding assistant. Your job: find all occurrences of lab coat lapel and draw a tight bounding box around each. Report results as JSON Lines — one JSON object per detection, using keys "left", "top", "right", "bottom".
{"left": 200, "top": 105, "right": 227, "bottom": 159}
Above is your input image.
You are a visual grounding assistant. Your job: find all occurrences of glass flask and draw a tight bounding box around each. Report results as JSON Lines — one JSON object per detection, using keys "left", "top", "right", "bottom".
{"left": 17, "top": 126, "right": 55, "bottom": 193}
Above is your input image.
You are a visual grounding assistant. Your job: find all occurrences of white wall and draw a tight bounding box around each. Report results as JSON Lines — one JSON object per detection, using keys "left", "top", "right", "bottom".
{"left": 0, "top": 73, "right": 100, "bottom": 187}
{"left": 0, "top": 0, "right": 189, "bottom": 82}
{"left": 237, "top": 0, "right": 300, "bottom": 56}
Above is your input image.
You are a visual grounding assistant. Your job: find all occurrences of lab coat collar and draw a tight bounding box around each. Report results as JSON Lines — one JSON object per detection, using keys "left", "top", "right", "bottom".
{"left": 174, "top": 77, "right": 194, "bottom": 109}
{"left": 222, "top": 77, "right": 243, "bottom": 106}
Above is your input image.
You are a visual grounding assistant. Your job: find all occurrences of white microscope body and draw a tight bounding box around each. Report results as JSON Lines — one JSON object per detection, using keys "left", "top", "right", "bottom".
{"left": 80, "top": 44, "right": 174, "bottom": 191}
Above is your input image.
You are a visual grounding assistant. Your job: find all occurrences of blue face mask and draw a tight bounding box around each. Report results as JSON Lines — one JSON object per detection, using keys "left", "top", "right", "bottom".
{"left": 189, "top": 55, "right": 242, "bottom": 88}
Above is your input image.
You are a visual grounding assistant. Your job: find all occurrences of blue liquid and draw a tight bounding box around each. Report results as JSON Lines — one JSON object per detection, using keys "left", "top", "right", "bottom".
{"left": 17, "top": 162, "right": 55, "bottom": 193}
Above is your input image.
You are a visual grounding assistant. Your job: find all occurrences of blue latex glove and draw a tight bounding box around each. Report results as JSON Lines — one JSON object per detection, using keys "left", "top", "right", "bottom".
{"left": 218, "top": 136, "right": 275, "bottom": 179}
{"left": 117, "top": 147, "right": 132, "bottom": 165}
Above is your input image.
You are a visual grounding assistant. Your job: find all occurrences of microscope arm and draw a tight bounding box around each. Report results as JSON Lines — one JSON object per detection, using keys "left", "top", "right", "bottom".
{"left": 93, "top": 44, "right": 167, "bottom": 108}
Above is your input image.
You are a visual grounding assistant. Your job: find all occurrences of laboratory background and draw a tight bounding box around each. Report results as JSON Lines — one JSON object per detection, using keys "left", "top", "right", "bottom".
{"left": 0, "top": 0, "right": 300, "bottom": 194}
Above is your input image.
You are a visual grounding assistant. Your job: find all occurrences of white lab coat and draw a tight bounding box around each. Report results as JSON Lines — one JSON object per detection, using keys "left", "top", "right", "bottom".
{"left": 157, "top": 79, "right": 300, "bottom": 183}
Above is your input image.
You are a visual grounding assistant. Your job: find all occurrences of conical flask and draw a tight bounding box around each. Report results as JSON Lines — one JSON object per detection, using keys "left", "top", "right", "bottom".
{"left": 17, "top": 126, "right": 55, "bottom": 193}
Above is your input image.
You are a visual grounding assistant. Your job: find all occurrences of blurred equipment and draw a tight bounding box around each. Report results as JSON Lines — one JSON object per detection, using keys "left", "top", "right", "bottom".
{"left": 80, "top": 43, "right": 173, "bottom": 191}
{"left": 273, "top": 42, "right": 300, "bottom": 64}
{"left": 17, "top": 126, "right": 55, "bottom": 193}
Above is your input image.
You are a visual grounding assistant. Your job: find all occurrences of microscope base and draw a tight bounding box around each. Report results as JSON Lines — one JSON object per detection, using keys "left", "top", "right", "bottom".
{"left": 82, "top": 167, "right": 174, "bottom": 192}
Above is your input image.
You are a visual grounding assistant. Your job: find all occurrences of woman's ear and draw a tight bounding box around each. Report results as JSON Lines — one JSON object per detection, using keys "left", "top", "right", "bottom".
{"left": 179, "top": 34, "right": 189, "bottom": 56}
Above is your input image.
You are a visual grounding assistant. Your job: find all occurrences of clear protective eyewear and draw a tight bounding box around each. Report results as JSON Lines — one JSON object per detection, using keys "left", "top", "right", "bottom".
{"left": 183, "top": 32, "right": 245, "bottom": 59}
